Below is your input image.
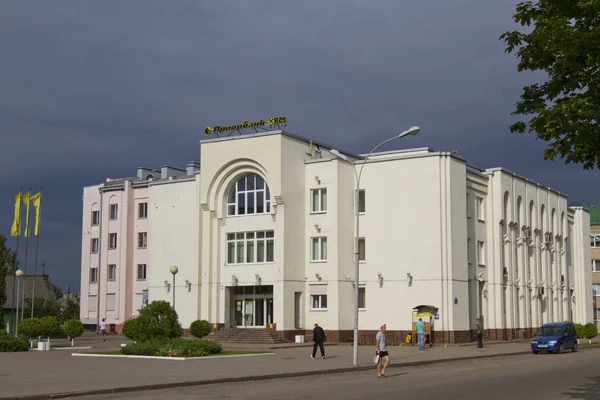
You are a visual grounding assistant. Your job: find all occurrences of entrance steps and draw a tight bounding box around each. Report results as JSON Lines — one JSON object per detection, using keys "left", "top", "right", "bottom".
{"left": 207, "top": 328, "right": 291, "bottom": 344}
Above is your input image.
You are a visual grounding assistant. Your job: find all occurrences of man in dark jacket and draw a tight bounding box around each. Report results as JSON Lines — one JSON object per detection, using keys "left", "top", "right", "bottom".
{"left": 475, "top": 318, "right": 484, "bottom": 348}
{"left": 311, "top": 323, "right": 326, "bottom": 359}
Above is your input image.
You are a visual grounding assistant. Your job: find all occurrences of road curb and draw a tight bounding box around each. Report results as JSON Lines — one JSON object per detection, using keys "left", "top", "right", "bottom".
{"left": 2, "top": 351, "right": 532, "bottom": 400}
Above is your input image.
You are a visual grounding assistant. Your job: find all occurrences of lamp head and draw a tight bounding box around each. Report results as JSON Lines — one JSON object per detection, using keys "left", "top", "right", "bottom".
{"left": 330, "top": 149, "right": 350, "bottom": 162}
{"left": 170, "top": 266, "right": 179, "bottom": 275}
{"left": 398, "top": 126, "right": 420, "bottom": 138}
{"left": 15, "top": 269, "right": 24, "bottom": 277}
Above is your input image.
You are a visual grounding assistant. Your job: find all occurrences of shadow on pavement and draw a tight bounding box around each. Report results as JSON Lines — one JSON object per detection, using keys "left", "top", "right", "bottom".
{"left": 563, "top": 376, "right": 600, "bottom": 399}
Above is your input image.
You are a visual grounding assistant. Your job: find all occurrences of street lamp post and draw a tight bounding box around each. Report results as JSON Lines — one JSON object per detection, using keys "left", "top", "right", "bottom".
{"left": 14, "top": 269, "right": 24, "bottom": 337}
{"left": 170, "top": 266, "right": 179, "bottom": 309}
{"left": 331, "top": 126, "right": 420, "bottom": 367}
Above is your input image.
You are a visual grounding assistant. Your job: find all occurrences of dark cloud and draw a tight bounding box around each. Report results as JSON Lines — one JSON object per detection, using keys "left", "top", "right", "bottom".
{"left": 1, "top": 0, "right": 599, "bottom": 292}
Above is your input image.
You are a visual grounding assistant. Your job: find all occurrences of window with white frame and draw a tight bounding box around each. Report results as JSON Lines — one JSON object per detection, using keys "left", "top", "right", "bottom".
{"left": 90, "top": 267, "right": 98, "bottom": 283}
{"left": 106, "top": 293, "right": 116, "bottom": 311}
{"left": 595, "top": 308, "right": 600, "bottom": 321}
{"left": 477, "top": 241, "right": 485, "bottom": 265}
{"left": 91, "top": 238, "right": 99, "bottom": 254}
{"left": 311, "top": 237, "right": 328, "bottom": 262}
{"left": 88, "top": 295, "right": 97, "bottom": 312}
{"left": 310, "top": 285, "right": 328, "bottom": 310}
{"left": 593, "top": 260, "right": 600, "bottom": 272}
{"left": 592, "top": 284, "right": 600, "bottom": 297}
{"left": 359, "top": 238, "right": 366, "bottom": 262}
{"left": 91, "top": 211, "right": 100, "bottom": 226}
{"left": 476, "top": 197, "right": 485, "bottom": 221}
{"left": 138, "top": 232, "right": 147, "bottom": 249}
{"left": 109, "top": 233, "right": 117, "bottom": 249}
{"left": 107, "top": 264, "right": 116, "bottom": 281}
{"left": 138, "top": 202, "right": 148, "bottom": 219}
{"left": 109, "top": 204, "right": 118, "bottom": 220}
{"left": 591, "top": 235, "right": 600, "bottom": 248}
{"left": 353, "top": 284, "right": 366, "bottom": 309}
{"left": 137, "top": 264, "right": 147, "bottom": 280}
{"left": 227, "top": 231, "right": 274, "bottom": 264}
{"left": 358, "top": 190, "right": 366, "bottom": 213}
{"left": 311, "top": 188, "right": 327, "bottom": 213}
{"left": 227, "top": 173, "right": 271, "bottom": 216}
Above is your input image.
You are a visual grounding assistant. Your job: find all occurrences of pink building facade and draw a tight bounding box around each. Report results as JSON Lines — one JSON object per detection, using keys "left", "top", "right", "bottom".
{"left": 80, "top": 169, "right": 159, "bottom": 331}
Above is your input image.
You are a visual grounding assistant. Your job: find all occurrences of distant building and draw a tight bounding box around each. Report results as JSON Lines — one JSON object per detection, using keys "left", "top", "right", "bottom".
{"left": 80, "top": 130, "right": 593, "bottom": 343}
{"left": 584, "top": 204, "right": 600, "bottom": 331}
{"left": 3, "top": 274, "right": 57, "bottom": 329}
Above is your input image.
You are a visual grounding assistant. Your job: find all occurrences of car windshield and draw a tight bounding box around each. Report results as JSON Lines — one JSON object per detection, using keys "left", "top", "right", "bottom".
{"left": 536, "top": 327, "right": 563, "bottom": 337}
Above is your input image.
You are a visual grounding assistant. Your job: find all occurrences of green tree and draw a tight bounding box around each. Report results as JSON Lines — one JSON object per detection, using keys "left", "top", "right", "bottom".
{"left": 0, "top": 234, "right": 17, "bottom": 326}
{"left": 190, "top": 320, "right": 212, "bottom": 338}
{"left": 584, "top": 322, "right": 598, "bottom": 343}
{"left": 63, "top": 319, "right": 84, "bottom": 346}
{"left": 500, "top": 1, "right": 600, "bottom": 169}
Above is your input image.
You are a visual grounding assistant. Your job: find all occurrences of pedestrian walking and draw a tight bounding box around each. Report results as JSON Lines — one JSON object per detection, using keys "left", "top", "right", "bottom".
{"left": 311, "top": 323, "right": 325, "bottom": 359}
{"left": 475, "top": 318, "right": 484, "bottom": 348}
{"left": 100, "top": 318, "right": 107, "bottom": 342}
{"left": 375, "top": 324, "right": 390, "bottom": 378}
{"left": 416, "top": 318, "right": 425, "bottom": 350}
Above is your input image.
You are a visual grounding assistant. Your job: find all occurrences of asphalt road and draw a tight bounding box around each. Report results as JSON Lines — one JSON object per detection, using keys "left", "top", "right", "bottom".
{"left": 79, "top": 349, "right": 600, "bottom": 400}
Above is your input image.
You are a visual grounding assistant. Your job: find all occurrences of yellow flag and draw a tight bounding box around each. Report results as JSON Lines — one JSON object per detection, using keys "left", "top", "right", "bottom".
{"left": 10, "top": 192, "right": 22, "bottom": 236}
{"left": 22, "top": 191, "right": 31, "bottom": 237}
{"left": 31, "top": 190, "right": 42, "bottom": 236}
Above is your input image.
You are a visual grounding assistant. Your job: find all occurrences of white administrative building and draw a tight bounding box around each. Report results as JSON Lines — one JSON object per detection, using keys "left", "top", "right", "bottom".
{"left": 79, "top": 130, "right": 593, "bottom": 343}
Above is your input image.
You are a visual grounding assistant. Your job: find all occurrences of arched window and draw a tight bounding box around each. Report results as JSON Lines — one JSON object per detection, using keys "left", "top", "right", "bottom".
{"left": 227, "top": 173, "right": 271, "bottom": 216}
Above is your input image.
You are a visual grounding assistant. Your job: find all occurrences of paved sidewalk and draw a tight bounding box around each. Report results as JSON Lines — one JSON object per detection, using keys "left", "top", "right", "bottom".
{"left": 0, "top": 341, "right": 535, "bottom": 399}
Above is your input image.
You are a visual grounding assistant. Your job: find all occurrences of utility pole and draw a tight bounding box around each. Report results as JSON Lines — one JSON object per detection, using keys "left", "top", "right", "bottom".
{"left": 41, "top": 260, "right": 46, "bottom": 275}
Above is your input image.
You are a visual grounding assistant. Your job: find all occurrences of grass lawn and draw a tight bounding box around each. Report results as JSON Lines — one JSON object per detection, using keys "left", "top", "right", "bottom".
{"left": 579, "top": 342, "right": 600, "bottom": 348}
{"left": 82, "top": 350, "right": 270, "bottom": 357}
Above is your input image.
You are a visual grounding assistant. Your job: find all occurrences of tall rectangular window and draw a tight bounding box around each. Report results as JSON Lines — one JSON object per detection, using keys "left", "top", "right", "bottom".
{"left": 358, "top": 190, "right": 366, "bottom": 213}
{"left": 91, "top": 238, "right": 99, "bottom": 254}
{"left": 88, "top": 295, "right": 97, "bottom": 312}
{"left": 476, "top": 197, "right": 485, "bottom": 221}
{"left": 137, "top": 264, "right": 147, "bottom": 280}
{"left": 359, "top": 238, "right": 366, "bottom": 262}
{"left": 138, "top": 232, "right": 147, "bottom": 249}
{"left": 358, "top": 287, "right": 366, "bottom": 309}
{"left": 138, "top": 202, "right": 148, "bottom": 219}
{"left": 109, "top": 233, "right": 117, "bottom": 249}
{"left": 311, "top": 188, "right": 327, "bottom": 213}
{"left": 90, "top": 267, "right": 98, "bottom": 283}
{"left": 466, "top": 193, "right": 470, "bottom": 217}
{"left": 592, "top": 260, "right": 600, "bottom": 272}
{"left": 591, "top": 235, "right": 600, "bottom": 248}
{"left": 91, "top": 211, "right": 100, "bottom": 226}
{"left": 467, "top": 238, "right": 472, "bottom": 264}
{"left": 226, "top": 231, "right": 274, "bottom": 264}
{"left": 477, "top": 241, "right": 485, "bottom": 265}
{"left": 311, "top": 237, "right": 328, "bottom": 262}
{"left": 106, "top": 293, "right": 116, "bottom": 311}
{"left": 109, "top": 204, "right": 118, "bottom": 220}
{"left": 107, "top": 264, "right": 116, "bottom": 281}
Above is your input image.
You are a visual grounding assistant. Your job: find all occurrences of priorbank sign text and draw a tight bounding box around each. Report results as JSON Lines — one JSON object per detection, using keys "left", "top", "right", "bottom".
{"left": 204, "top": 116, "right": 287, "bottom": 135}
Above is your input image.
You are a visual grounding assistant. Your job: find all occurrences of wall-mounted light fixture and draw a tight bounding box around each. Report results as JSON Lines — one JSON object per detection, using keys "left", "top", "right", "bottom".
{"left": 315, "top": 272, "right": 321, "bottom": 281}
{"left": 255, "top": 273, "right": 262, "bottom": 286}
{"left": 377, "top": 272, "right": 383, "bottom": 287}
{"left": 185, "top": 279, "right": 192, "bottom": 291}
{"left": 164, "top": 280, "right": 171, "bottom": 292}
{"left": 477, "top": 272, "right": 484, "bottom": 282}
{"left": 406, "top": 272, "right": 413, "bottom": 286}
{"left": 232, "top": 274, "right": 238, "bottom": 286}
{"left": 314, "top": 223, "right": 321, "bottom": 232}
{"left": 315, "top": 175, "right": 321, "bottom": 184}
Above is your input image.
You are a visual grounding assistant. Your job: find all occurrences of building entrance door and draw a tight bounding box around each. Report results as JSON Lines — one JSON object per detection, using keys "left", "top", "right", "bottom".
{"left": 233, "top": 286, "right": 273, "bottom": 328}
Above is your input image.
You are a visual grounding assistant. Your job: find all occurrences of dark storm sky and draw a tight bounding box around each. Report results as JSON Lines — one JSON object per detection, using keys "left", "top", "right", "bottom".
{"left": 1, "top": 0, "right": 599, "bottom": 292}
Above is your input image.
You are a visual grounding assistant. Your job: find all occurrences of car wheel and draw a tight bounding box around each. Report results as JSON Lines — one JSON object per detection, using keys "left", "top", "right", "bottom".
{"left": 532, "top": 351, "right": 539, "bottom": 354}
{"left": 572, "top": 343, "right": 578, "bottom": 353}
{"left": 558, "top": 344, "right": 564, "bottom": 354}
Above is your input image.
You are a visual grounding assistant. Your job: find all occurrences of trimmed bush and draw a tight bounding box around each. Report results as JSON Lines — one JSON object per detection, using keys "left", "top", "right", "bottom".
{"left": 39, "top": 316, "right": 61, "bottom": 340}
{"left": 18, "top": 318, "right": 43, "bottom": 339}
{"left": 575, "top": 323, "right": 586, "bottom": 340}
{"left": 120, "top": 338, "right": 222, "bottom": 358}
{"left": 584, "top": 323, "right": 598, "bottom": 342}
{"left": 0, "top": 331, "right": 29, "bottom": 352}
{"left": 125, "top": 301, "right": 183, "bottom": 343}
{"left": 190, "top": 320, "right": 212, "bottom": 339}
{"left": 64, "top": 319, "right": 84, "bottom": 342}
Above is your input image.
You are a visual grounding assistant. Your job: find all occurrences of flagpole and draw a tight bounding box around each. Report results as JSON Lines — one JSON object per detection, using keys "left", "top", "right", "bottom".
{"left": 20, "top": 186, "right": 32, "bottom": 322}
{"left": 11, "top": 187, "right": 22, "bottom": 335}
{"left": 30, "top": 187, "right": 43, "bottom": 318}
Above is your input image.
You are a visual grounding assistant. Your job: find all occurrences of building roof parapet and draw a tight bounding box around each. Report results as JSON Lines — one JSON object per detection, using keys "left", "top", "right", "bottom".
{"left": 484, "top": 167, "right": 566, "bottom": 198}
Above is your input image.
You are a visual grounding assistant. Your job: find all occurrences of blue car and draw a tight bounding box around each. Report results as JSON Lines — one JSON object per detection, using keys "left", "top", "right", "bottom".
{"left": 531, "top": 322, "right": 578, "bottom": 354}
